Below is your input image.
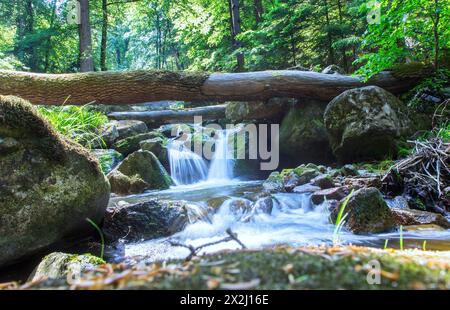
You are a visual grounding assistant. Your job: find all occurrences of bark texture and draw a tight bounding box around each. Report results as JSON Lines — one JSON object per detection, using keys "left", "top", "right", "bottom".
{"left": 108, "top": 105, "right": 226, "bottom": 127}
{"left": 0, "top": 69, "right": 427, "bottom": 105}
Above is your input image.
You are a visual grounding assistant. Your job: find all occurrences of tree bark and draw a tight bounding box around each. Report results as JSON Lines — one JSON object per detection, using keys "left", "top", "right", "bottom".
{"left": 100, "top": 0, "right": 108, "bottom": 71}
{"left": 108, "top": 105, "right": 227, "bottom": 127}
{"left": 253, "top": 0, "right": 264, "bottom": 24}
{"left": 0, "top": 69, "right": 428, "bottom": 105}
{"left": 79, "top": 0, "right": 94, "bottom": 72}
{"left": 229, "top": 0, "right": 245, "bottom": 72}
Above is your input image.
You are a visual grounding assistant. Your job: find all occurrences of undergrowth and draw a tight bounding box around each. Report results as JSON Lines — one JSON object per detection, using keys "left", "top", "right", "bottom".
{"left": 38, "top": 104, "right": 108, "bottom": 149}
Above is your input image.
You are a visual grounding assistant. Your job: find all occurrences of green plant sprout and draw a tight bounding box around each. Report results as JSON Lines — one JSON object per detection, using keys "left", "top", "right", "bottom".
{"left": 332, "top": 190, "right": 354, "bottom": 246}
{"left": 86, "top": 218, "right": 105, "bottom": 260}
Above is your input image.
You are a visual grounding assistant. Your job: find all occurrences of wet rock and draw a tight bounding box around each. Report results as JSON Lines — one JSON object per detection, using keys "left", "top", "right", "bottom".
{"left": 103, "top": 199, "right": 190, "bottom": 242}
{"left": 293, "top": 184, "right": 321, "bottom": 194}
{"left": 340, "top": 164, "right": 359, "bottom": 176}
{"left": 92, "top": 149, "right": 123, "bottom": 174}
{"left": 97, "top": 122, "right": 119, "bottom": 148}
{"left": 330, "top": 188, "right": 396, "bottom": 234}
{"left": 140, "top": 137, "right": 169, "bottom": 169}
{"left": 252, "top": 196, "right": 273, "bottom": 215}
{"left": 279, "top": 102, "right": 333, "bottom": 163}
{"left": 322, "top": 65, "right": 345, "bottom": 75}
{"left": 113, "top": 132, "right": 162, "bottom": 156}
{"left": 0, "top": 96, "right": 110, "bottom": 268}
{"left": 324, "top": 86, "right": 411, "bottom": 163}
{"left": 225, "top": 198, "right": 253, "bottom": 217}
{"left": 263, "top": 172, "right": 285, "bottom": 192}
{"left": 311, "top": 174, "right": 334, "bottom": 189}
{"left": 294, "top": 166, "right": 320, "bottom": 185}
{"left": 107, "top": 150, "right": 172, "bottom": 195}
{"left": 29, "top": 253, "right": 104, "bottom": 282}
{"left": 283, "top": 171, "right": 301, "bottom": 192}
{"left": 390, "top": 208, "right": 450, "bottom": 229}
{"left": 386, "top": 196, "right": 409, "bottom": 209}
{"left": 343, "top": 176, "right": 382, "bottom": 190}
{"left": 113, "top": 120, "right": 148, "bottom": 140}
{"left": 311, "top": 187, "right": 349, "bottom": 205}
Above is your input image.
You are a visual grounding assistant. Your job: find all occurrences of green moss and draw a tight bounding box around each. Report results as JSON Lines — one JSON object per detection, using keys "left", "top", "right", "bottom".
{"left": 25, "top": 246, "right": 450, "bottom": 290}
{"left": 391, "top": 62, "right": 434, "bottom": 79}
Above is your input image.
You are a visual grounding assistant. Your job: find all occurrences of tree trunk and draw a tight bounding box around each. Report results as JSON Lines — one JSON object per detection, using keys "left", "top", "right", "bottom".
{"left": 323, "top": 0, "right": 334, "bottom": 65}
{"left": 229, "top": 0, "right": 245, "bottom": 72}
{"left": 432, "top": 0, "right": 440, "bottom": 70}
{"left": 100, "top": 0, "right": 108, "bottom": 71}
{"left": 79, "top": 0, "right": 94, "bottom": 72}
{"left": 108, "top": 105, "right": 227, "bottom": 127}
{"left": 336, "top": 0, "right": 348, "bottom": 72}
{"left": 253, "top": 0, "right": 264, "bottom": 24}
{"left": 0, "top": 69, "right": 429, "bottom": 105}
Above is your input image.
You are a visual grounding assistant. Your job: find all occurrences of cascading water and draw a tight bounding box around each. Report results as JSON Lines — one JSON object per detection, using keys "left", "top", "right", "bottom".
{"left": 167, "top": 128, "right": 234, "bottom": 186}
{"left": 207, "top": 130, "right": 234, "bottom": 181}
{"left": 168, "top": 140, "right": 208, "bottom": 185}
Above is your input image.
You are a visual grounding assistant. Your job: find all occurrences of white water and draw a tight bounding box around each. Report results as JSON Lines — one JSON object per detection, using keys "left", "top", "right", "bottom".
{"left": 168, "top": 141, "right": 209, "bottom": 185}
{"left": 207, "top": 130, "right": 234, "bottom": 181}
{"left": 168, "top": 129, "right": 234, "bottom": 185}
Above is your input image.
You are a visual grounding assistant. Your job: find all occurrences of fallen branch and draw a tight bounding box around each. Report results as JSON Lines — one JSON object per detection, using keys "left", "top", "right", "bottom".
{"left": 168, "top": 228, "right": 246, "bottom": 261}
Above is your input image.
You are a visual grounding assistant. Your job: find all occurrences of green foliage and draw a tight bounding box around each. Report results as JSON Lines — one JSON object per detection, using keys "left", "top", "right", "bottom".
{"left": 356, "top": 0, "right": 450, "bottom": 79}
{"left": 332, "top": 189, "right": 354, "bottom": 246}
{"left": 86, "top": 218, "right": 105, "bottom": 260}
{"left": 38, "top": 104, "right": 108, "bottom": 149}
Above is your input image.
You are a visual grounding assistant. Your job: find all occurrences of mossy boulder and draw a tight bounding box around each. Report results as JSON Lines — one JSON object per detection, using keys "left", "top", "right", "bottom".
{"left": 113, "top": 132, "right": 162, "bottom": 156}
{"left": 140, "top": 137, "right": 169, "bottom": 170}
{"left": 103, "top": 199, "right": 190, "bottom": 242}
{"left": 29, "top": 252, "right": 104, "bottom": 282}
{"left": 107, "top": 150, "right": 172, "bottom": 195}
{"left": 0, "top": 96, "right": 110, "bottom": 268}
{"left": 330, "top": 187, "right": 396, "bottom": 234}
{"left": 324, "top": 86, "right": 411, "bottom": 163}
{"left": 280, "top": 102, "right": 334, "bottom": 164}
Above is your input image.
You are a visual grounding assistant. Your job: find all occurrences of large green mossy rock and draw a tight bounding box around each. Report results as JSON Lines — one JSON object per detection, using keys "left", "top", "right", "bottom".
{"left": 324, "top": 86, "right": 411, "bottom": 163}
{"left": 107, "top": 150, "right": 172, "bottom": 195}
{"left": 0, "top": 96, "right": 110, "bottom": 268}
{"left": 279, "top": 102, "right": 334, "bottom": 164}
{"left": 330, "top": 187, "right": 396, "bottom": 234}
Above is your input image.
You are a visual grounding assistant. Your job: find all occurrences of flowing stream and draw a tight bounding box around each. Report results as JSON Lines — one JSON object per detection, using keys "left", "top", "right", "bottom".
{"left": 111, "top": 128, "right": 450, "bottom": 262}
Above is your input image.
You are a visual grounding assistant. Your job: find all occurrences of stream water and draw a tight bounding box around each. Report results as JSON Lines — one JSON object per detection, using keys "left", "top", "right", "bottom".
{"left": 110, "top": 128, "right": 450, "bottom": 262}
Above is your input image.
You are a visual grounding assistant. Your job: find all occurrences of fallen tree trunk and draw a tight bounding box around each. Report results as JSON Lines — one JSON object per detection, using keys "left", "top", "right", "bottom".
{"left": 0, "top": 69, "right": 428, "bottom": 105}
{"left": 108, "top": 104, "right": 226, "bottom": 127}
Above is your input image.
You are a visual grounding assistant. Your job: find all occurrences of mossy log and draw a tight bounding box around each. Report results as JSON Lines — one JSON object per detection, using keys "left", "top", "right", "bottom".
{"left": 108, "top": 104, "right": 226, "bottom": 126}
{"left": 0, "top": 68, "right": 428, "bottom": 105}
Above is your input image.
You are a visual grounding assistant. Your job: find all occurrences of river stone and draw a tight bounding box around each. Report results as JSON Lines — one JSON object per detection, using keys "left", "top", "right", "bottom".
{"left": 113, "top": 120, "right": 148, "bottom": 140}
{"left": 324, "top": 86, "right": 411, "bottom": 163}
{"left": 279, "top": 102, "right": 333, "bottom": 163}
{"left": 97, "top": 122, "right": 119, "bottom": 148}
{"left": 293, "top": 184, "right": 321, "bottom": 194}
{"left": 113, "top": 132, "right": 162, "bottom": 156}
{"left": 343, "top": 176, "right": 382, "bottom": 190}
{"left": 0, "top": 96, "right": 110, "bottom": 268}
{"left": 310, "top": 174, "right": 334, "bottom": 189}
{"left": 103, "top": 199, "right": 190, "bottom": 242}
{"left": 311, "top": 187, "right": 349, "bottom": 205}
{"left": 29, "top": 252, "right": 104, "bottom": 282}
{"left": 390, "top": 208, "right": 450, "bottom": 229}
{"left": 107, "top": 150, "right": 172, "bottom": 195}
{"left": 140, "top": 137, "right": 169, "bottom": 170}
{"left": 330, "top": 187, "right": 396, "bottom": 234}
{"left": 263, "top": 172, "right": 285, "bottom": 193}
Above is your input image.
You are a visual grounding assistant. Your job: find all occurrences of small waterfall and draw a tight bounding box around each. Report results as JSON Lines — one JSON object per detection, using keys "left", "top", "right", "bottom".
{"left": 207, "top": 130, "right": 234, "bottom": 181}
{"left": 168, "top": 141, "right": 208, "bottom": 185}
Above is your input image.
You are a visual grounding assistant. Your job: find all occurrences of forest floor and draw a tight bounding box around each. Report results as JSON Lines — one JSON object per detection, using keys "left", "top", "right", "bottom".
{"left": 2, "top": 245, "right": 449, "bottom": 290}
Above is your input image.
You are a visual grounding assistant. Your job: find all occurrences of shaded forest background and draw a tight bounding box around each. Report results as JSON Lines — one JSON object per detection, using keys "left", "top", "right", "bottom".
{"left": 0, "top": 0, "right": 448, "bottom": 78}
